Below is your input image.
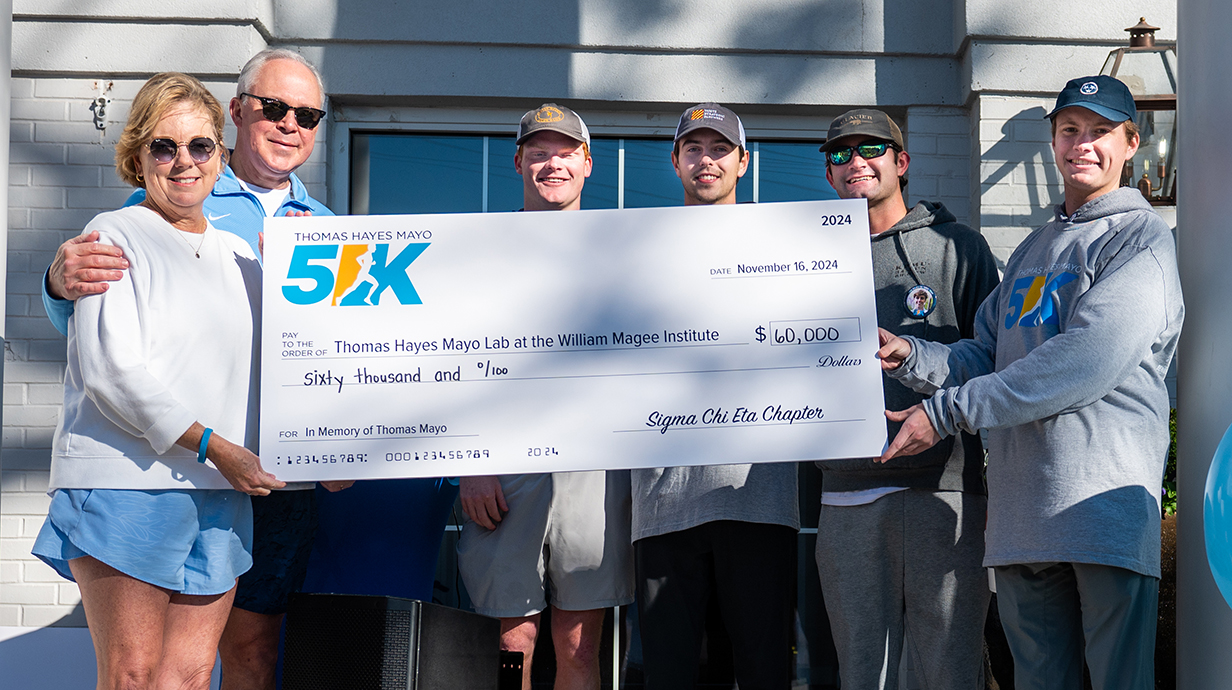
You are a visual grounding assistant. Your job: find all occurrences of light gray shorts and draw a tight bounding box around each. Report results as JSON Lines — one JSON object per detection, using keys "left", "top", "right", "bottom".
{"left": 457, "top": 470, "right": 634, "bottom": 618}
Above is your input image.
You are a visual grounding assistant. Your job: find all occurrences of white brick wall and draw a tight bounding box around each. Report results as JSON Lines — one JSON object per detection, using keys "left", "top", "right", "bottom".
{"left": 975, "top": 94, "right": 1063, "bottom": 264}
{"left": 904, "top": 105, "right": 973, "bottom": 226}
{"left": 0, "top": 76, "right": 328, "bottom": 628}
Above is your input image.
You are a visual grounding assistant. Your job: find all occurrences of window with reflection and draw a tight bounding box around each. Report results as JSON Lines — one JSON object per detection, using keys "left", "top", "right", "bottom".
{"left": 351, "top": 133, "right": 838, "bottom": 214}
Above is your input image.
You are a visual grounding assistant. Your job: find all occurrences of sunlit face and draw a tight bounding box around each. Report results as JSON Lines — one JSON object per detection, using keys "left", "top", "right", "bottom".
{"left": 1051, "top": 107, "right": 1139, "bottom": 206}
{"left": 229, "top": 59, "right": 322, "bottom": 180}
{"left": 672, "top": 129, "right": 748, "bottom": 205}
{"left": 515, "top": 131, "right": 592, "bottom": 211}
{"left": 824, "top": 136, "right": 908, "bottom": 208}
{"left": 136, "top": 104, "right": 223, "bottom": 221}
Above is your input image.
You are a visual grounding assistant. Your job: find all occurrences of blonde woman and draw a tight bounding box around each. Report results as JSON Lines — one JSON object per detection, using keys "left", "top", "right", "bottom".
{"left": 32, "top": 72, "right": 282, "bottom": 690}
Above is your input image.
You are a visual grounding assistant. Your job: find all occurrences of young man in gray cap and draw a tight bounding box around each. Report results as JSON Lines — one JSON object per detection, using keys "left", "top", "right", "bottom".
{"left": 631, "top": 103, "right": 798, "bottom": 689}
{"left": 670, "top": 102, "right": 749, "bottom": 205}
{"left": 879, "top": 75, "right": 1183, "bottom": 689}
{"left": 816, "top": 108, "right": 999, "bottom": 689}
{"left": 457, "top": 103, "right": 634, "bottom": 690}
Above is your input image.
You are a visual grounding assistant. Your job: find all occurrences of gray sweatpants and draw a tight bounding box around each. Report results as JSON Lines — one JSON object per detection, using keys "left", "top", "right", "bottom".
{"left": 814, "top": 489, "right": 989, "bottom": 690}
{"left": 994, "top": 562, "right": 1158, "bottom": 690}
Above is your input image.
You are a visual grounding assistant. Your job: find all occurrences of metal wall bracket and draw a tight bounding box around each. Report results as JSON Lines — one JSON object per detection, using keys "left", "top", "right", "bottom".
{"left": 90, "top": 80, "right": 113, "bottom": 131}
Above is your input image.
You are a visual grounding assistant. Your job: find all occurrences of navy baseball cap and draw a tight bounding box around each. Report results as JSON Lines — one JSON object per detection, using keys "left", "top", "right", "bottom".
{"left": 1046, "top": 75, "right": 1137, "bottom": 123}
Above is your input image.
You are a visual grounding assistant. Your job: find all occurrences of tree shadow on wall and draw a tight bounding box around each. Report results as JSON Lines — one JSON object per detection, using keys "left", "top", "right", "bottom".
{"left": 980, "top": 106, "right": 1061, "bottom": 231}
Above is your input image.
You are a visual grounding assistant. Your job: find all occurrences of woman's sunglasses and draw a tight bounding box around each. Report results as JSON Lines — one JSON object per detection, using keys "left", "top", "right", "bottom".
{"left": 146, "top": 137, "right": 218, "bottom": 164}
{"left": 826, "top": 141, "right": 897, "bottom": 166}
{"left": 241, "top": 93, "right": 326, "bottom": 130}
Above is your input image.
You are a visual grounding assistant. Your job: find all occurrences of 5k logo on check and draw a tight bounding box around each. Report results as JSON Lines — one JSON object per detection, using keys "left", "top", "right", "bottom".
{"left": 1003, "top": 271, "right": 1078, "bottom": 329}
{"left": 282, "top": 243, "right": 429, "bottom": 306}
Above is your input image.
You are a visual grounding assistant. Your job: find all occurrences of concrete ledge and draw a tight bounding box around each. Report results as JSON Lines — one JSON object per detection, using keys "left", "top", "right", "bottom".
{"left": 13, "top": 21, "right": 266, "bottom": 76}
{"left": 964, "top": 0, "right": 1176, "bottom": 42}
{"left": 308, "top": 44, "right": 959, "bottom": 107}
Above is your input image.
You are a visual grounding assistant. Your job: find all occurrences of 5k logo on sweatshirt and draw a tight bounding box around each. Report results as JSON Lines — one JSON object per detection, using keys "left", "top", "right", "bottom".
{"left": 282, "top": 242, "right": 429, "bottom": 306}
{"left": 1004, "top": 271, "right": 1078, "bottom": 329}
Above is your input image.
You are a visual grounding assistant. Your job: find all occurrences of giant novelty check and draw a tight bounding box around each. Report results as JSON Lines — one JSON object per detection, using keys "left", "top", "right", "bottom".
{"left": 259, "top": 200, "right": 886, "bottom": 481}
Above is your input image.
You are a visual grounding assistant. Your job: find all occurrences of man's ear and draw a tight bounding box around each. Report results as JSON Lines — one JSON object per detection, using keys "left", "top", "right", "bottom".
{"left": 736, "top": 148, "right": 750, "bottom": 178}
{"left": 229, "top": 97, "right": 245, "bottom": 128}
{"left": 895, "top": 150, "right": 911, "bottom": 176}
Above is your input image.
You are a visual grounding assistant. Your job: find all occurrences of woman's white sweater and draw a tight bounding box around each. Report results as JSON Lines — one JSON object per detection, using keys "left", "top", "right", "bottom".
{"left": 50, "top": 205, "right": 262, "bottom": 490}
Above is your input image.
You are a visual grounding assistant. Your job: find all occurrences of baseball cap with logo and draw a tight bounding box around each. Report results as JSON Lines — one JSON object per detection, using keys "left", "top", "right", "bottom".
{"left": 516, "top": 103, "right": 591, "bottom": 146}
{"left": 1046, "top": 75, "right": 1137, "bottom": 123}
{"left": 674, "top": 103, "right": 746, "bottom": 149}
{"left": 819, "top": 109, "right": 905, "bottom": 153}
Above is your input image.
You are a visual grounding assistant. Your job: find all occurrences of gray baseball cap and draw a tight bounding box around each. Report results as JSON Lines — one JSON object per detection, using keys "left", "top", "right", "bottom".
{"left": 819, "top": 109, "right": 905, "bottom": 153}
{"left": 674, "top": 103, "right": 746, "bottom": 148}
{"left": 516, "top": 103, "right": 591, "bottom": 146}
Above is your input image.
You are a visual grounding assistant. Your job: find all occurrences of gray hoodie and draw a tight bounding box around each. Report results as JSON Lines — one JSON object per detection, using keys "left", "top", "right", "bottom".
{"left": 891, "top": 187, "right": 1183, "bottom": 577}
{"left": 820, "top": 201, "right": 999, "bottom": 494}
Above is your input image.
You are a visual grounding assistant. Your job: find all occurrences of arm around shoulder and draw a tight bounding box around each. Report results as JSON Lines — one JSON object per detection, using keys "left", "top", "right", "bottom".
{"left": 42, "top": 268, "right": 74, "bottom": 337}
{"left": 43, "top": 220, "right": 132, "bottom": 335}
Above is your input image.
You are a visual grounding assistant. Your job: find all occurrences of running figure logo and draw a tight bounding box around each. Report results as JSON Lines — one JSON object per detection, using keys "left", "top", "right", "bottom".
{"left": 282, "top": 242, "right": 429, "bottom": 306}
{"left": 1003, "top": 271, "right": 1078, "bottom": 329}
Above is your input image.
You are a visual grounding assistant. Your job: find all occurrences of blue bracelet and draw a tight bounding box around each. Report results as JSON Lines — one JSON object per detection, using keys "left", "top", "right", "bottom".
{"left": 198, "top": 428, "right": 213, "bottom": 464}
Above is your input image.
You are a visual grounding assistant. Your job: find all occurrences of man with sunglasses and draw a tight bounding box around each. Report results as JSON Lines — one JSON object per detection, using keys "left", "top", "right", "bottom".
{"left": 815, "top": 108, "right": 999, "bottom": 689}
{"left": 40, "top": 49, "right": 335, "bottom": 690}
{"left": 631, "top": 103, "right": 799, "bottom": 689}
{"left": 45, "top": 50, "right": 328, "bottom": 288}
{"left": 456, "top": 103, "right": 634, "bottom": 690}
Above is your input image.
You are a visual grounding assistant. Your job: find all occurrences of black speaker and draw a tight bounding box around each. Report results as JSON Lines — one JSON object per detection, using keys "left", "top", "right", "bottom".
{"left": 498, "top": 651, "right": 524, "bottom": 689}
{"left": 283, "top": 593, "right": 501, "bottom": 689}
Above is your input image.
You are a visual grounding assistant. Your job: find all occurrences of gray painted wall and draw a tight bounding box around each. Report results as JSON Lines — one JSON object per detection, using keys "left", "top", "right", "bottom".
{"left": 12, "top": 1, "right": 1175, "bottom": 107}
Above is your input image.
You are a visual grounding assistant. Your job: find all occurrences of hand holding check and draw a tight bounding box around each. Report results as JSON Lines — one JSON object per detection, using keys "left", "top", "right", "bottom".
{"left": 874, "top": 327, "right": 942, "bottom": 463}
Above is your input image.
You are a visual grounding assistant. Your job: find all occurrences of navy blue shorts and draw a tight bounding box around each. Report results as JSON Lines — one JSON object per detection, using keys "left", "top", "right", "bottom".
{"left": 232, "top": 489, "right": 318, "bottom": 615}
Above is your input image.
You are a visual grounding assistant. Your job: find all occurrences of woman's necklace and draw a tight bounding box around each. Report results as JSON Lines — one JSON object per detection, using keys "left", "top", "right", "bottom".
{"left": 180, "top": 228, "right": 207, "bottom": 258}
{"left": 140, "top": 200, "right": 207, "bottom": 257}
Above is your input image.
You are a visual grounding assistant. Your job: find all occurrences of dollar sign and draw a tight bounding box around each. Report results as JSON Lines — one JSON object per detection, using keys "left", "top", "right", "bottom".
{"left": 755, "top": 325, "right": 766, "bottom": 343}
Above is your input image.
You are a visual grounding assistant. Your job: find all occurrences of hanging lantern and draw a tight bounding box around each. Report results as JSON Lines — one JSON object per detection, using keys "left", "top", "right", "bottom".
{"left": 1102, "top": 18, "right": 1178, "bottom": 206}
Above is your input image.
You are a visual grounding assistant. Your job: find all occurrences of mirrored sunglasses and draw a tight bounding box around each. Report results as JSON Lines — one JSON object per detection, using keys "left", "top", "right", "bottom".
{"left": 826, "top": 141, "right": 895, "bottom": 166}
{"left": 242, "top": 92, "right": 326, "bottom": 129}
{"left": 146, "top": 137, "right": 218, "bottom": 164}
